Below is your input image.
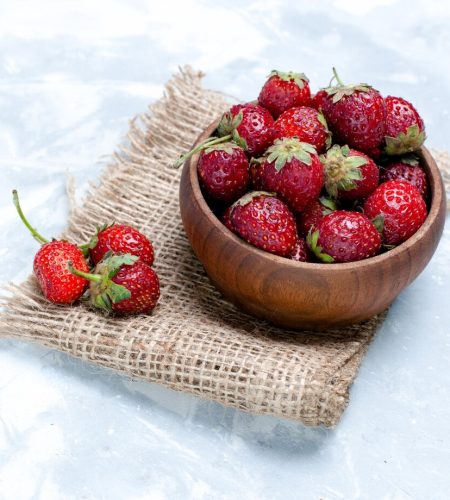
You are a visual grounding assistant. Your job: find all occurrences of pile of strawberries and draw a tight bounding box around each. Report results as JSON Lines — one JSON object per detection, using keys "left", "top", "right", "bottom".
{"left": 177, "top": 68, "right": 429, "bottom": 263}
{"left": 13, "top": 191, "right": 160, "bottom": 313}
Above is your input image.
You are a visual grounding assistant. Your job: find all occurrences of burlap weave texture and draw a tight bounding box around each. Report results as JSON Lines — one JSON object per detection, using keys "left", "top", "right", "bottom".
{"left": 1, "top": 67, "right": 449, "bottom": 427}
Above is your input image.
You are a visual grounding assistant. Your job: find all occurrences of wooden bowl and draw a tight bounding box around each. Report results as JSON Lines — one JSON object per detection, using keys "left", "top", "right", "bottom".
{"left": 179, "top": 120, "right": 446, "bottom": 329}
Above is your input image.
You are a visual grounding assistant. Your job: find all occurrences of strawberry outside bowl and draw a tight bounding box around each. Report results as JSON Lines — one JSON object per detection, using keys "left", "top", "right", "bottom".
{"left": 179, "top": 119, "right": 446, "bottom": 329}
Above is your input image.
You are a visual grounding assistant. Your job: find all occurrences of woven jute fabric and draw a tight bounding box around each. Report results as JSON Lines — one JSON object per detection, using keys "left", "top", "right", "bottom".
{"left": 1, "top": 67, "right": 449, "bottom": 427}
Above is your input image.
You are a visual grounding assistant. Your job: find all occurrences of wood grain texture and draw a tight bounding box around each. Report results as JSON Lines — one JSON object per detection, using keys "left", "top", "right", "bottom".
{"left": 179, "top": 120, "right": 446, "bottom": 329}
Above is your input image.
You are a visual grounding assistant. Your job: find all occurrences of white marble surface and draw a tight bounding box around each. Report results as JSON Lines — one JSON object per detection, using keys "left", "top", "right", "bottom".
{"left": 1, "top": 0, "right": 450, "bottom": 498}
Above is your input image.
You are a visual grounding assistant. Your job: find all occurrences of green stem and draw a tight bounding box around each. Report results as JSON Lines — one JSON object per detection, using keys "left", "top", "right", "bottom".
{"left": 172, "top": 134, "right": 232, "bottom": 168}
{"left": 67, "top": 261, "right": 101, "bottom": 283}
{"left": 12, "top": 190, "right": 49, "bottom": 245}
{"left": 332, "top": 67, "right": 344, "bottom": 87}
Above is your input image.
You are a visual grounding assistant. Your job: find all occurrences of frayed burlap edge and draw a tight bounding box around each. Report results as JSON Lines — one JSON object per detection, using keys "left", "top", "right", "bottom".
{"left": 0, "top": 67, "right": 448, "bottom": 427}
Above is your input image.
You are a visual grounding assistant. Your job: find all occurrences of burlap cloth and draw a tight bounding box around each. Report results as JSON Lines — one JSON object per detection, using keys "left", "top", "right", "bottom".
{"left": 1, "top": 67, "right": 449, "bottom": 427}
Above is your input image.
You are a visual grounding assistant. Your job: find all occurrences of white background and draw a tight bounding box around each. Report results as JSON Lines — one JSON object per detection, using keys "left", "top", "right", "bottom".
{"left": 0, "top": 0, "right": 449, "bottom": 498}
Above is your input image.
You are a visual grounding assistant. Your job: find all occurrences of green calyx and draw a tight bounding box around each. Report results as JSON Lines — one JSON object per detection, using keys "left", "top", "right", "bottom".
{"left": 319, "top": 196, "right": 337, "bottom": 215}
{"left": 317, "top": 111, "right": 333, "bottom": 149}
{"left": 204, "top": 141, "right": 241, "bottom": 155}
{"left": 324, "top": 67, "right": 372, "bottom": 104}
{"left": 306, "top": 229, "right": 334, "bottom": 263}
{"left": 372, "top": 214, "right": 385, "bottom": 234}
{"left": 172, "top": 109, "right": 247, "bottom": 168}
{"left": 232, "top": 190, "right": 275, "bottom": 208}
{"left": 321, "top": 144, "right": 367, "bottom": 198}
{"left": 68, "top": 252, "right": 138, "bottom": 313}
{"left": 397, "top": 153, "right": 420, "bottom": 166}
{"left": 266, "top": 138, "right": 317, "bottom": 171}
{"left": 269, "top": 70, "right": 309, "bottom": 89}
{"left": 79, "top": 222, "right": 114, "bottom": 257}
{"left": 384, "top": 124, "right": 426, "bottom": 156}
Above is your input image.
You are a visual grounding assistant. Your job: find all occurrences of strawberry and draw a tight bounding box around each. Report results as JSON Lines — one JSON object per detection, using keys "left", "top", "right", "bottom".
{"left": 69, "top": 253, "right": 160, "bottom": 315}
{"left": 217, "top": 103, "right": 274, "bottom": 157}
{"left": 229, "top": 191, "right": 297, "bottom": 256}
{"left": 296, "top": 197, "right": 337, "bottom": 236}
{"left": 363, "top": 180, "right": 427, "bottom": 245}
{"left": 311, "top": 89, "right": 328, "bottom": 111}
{"left": 258, "top": 70, "right": 311, "bottom": 118}
{"left": 197, "top": 142, "right": 249, "bottom": 203}
{"left": 173, "top": 103, "right": 274, "bottom": 167}
{"left": 289, "top": 237, "right": 310, "bottom": 262}
{"left": 13, "top": 190, "right": 89, "bottom": 304}
{"left": 384, "top": 96, "right": 426, "bottom": 155}
{"left": 222, "top": 205, "right": 235, "bottom": 232}
{"left": 320, "top": 68, "right": 386, "bottom": 155}
{"left": 321, "top": 145, "right": 379, "bottom": 200}
{"left": 257, "top": 138, "right": 324, "bottom": 212}
{"left": 273, "top": 106, "right": 331, "bottom": 153}
{"left": 86, "top": 223, "right": 154, "bottom": 267}
{"left": 307, "top": 211, "right": 381, "bottom": 263}
{"left": 381, "top": 158, "right": 429, "bottom": 200}
{"left": 249, "top": 158, "right": 266, "bottom": 190}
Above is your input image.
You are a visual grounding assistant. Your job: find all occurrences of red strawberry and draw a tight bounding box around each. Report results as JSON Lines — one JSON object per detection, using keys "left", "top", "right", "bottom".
{"left": 320, "top": 68, "right": 386, "bottom": 154}
{"left": 35, "top": 241, "right": 89, "bottom": 304}
{"left": 249, "top": 158, "right": 266, "bottom": 190}
{"left": 13, "top": 190, "right": 89, "bottom": 304}
{"left": 384, "top": 96, "right": 426, "bottom": 155}
{"left": 307, "top": 211, "right": 381, "bottom": 263}
{"left": 229, "top": 191, "right": 297, "bottom": 256}
{"left": 363, "top": 180, "right": 427, "bottom": 245}
{"left": 258, "top": 138, "right": 324, "bottom": 212}
{"left": 197, "top": 142, "right": 249, "bottom": 203}
{"left": 296, "top": 197, "right": 337, "bottom": 236}
{"left": 69, "top": 254, "right": 160, "bottom": 315}
{"left": 289, "top": 237, "right": 310, "bottom": 262}
{"left": 87, "top": 223, "right": 154, "bottom": 266}
{"left": 381, "top": 159, "right": 429, "bottom": 199}
{"left": 311, "top": 90, "right": 328, "bottom": 111}
{"left": 173, "top": 104, "right": 274, "bottom": 168}
{"left": 222, "top": 205, "right": 235, "bottom": 232}
{"left": 321, "top": 145, "right": 379, "bottom": 200}
{"left": 273, "top": 106, "right": 331, "bottom": 153}
{"left": 217, "top": 103, "right": 274, "bottom": 156}
{"left": 258, "top": 70, "right": 311, "bottom": 118}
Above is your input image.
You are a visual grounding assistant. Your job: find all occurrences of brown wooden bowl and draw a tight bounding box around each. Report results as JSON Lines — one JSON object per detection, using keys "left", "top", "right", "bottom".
{"left": 179, "top": 120, "right": 446, "bottom": 329}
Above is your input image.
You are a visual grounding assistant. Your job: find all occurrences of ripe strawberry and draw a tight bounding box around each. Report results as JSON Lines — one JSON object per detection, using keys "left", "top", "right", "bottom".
{"left": 311, "top": 90, "right": 328, "bottom": 111}
{"left": 321, "top": 145, "right": 379, "bottom": 200}
{"left": 69, "top": 253, "right": 160, "bottom": 315}
{"left": 258, "top": 138, "right": 324, "bottom": 212}
{"left": 320, "top": 68, "right": 386, "bottom": 155}
{"left": 173, "top": 103, "right": 274, "bottom": 168}
{"left": 196, "top": 142, "right": 249, "bottom": 203}
{"left": 217, "top": 103, "right": 274, "bottom": 157}
{"left": 258, "top": 70, "right": 311, "bottom": 118}
{"left": 229, "top": 191, "right": 297, "bottom": 256}
{"left": 384, "top": 96, "right": 426, "bottom": 155}
{"left": 381, "top": 159, "right": 428, "bottom": 199}
{"left": 363, "top": 180, "right": 427, "bottom": 245}
{"left": 289, "top": 237, "right": 310, "bottom": 262}
{"left": 296, "top": 197, "right": 337, "bottom": 236}
{"left": 249, "top": 158, "right": 266, "bottom": 190}
{"left": 13, "top": 190, "right": 89, "bottom": 304}
{"left": 273, "top": 106, "right": 331, "bottom": 153}
{"left": 222, "top": 205, "right": 235, "bottom": 232}
{"left": 87, "top": 223, "right": 154, "bottom": 266}
{"left": 307, "top": 211, "right": 381, "bottom": 263}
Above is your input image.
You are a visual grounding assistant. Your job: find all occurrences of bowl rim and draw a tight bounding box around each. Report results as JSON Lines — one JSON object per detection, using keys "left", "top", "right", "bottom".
{"left": 186, "top": 119, "right": 445, "bottom": 272}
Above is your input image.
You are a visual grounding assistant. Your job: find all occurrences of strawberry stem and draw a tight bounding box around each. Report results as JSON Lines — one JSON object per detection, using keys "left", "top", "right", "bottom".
{"left": 173, "top": 134, "right": 232, "bottom": 168}
{"left": 332, "top": 67, "right": 344, "bottom": 86}
{"left": 67, "top": 261, "right": 101, "bottom": 283}
{"left": 12, "top": 190, "right": 49, "bottom": 245}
